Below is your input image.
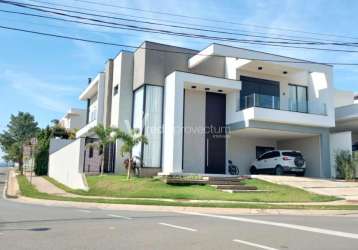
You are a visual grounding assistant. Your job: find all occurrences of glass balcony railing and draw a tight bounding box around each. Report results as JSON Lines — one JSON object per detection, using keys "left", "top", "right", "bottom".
{"left": 242, "top": 93, "right": 327, "bottom": 115}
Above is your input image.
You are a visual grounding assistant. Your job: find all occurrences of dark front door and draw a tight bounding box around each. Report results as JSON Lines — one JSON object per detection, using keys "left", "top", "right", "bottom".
{"left": 205, "top": 92, "right": 226, "bottom": 174}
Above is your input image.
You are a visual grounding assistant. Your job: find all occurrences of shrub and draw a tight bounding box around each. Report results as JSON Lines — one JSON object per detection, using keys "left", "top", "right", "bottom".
{"left": 335, "top": 150, "right": 356, "bottom": 180}
{"left": 34, "top": 147, "right": 49, "bottom": 176}
{"left": 34, "top": 127, "right": 51, "bottom": 176}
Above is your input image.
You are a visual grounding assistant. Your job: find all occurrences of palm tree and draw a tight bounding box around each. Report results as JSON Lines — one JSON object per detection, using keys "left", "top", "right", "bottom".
{"left": 114, "top": 128, "right": 148, "bottom": 179}
{"left": 89, "top": 124, "right": 115, "bottom": 176}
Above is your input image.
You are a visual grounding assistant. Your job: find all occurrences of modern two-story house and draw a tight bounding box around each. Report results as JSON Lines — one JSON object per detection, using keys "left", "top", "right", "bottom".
{"left": 49, "top": 41, "right": 340, "bottom": 189}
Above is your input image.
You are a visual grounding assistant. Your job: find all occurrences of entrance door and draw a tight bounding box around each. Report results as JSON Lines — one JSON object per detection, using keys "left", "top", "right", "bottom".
{"left": 205, "top": 92, "right": 226, "bottom": 174}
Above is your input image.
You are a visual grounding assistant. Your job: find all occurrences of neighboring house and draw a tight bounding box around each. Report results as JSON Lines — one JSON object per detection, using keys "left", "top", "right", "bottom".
{"left": 59, "top": 108, "right": 86, "bottom": 130}
{"left": 330, "top": 89, "right": 358, "bottom": 177}
{"left": 49, "top": 41, "right": 347, "bottom": 189}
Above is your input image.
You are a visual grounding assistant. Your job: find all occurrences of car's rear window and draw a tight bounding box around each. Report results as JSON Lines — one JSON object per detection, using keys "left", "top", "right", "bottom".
{"left": 282, "top": 152, "right": 302, "bottom": 157}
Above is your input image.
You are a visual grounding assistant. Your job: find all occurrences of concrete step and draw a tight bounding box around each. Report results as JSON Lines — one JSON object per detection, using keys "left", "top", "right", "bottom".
{"left": 222, "top": 189, "right": 269, "bottom": 193}
{"left": 206, "top": 177, "right": 241, "bottom": 181}
{"left": 208, "top": 180, "right": 243, "bottom": 185}
{"left": 215, "top": 185, "right": 257, "bottom": 190}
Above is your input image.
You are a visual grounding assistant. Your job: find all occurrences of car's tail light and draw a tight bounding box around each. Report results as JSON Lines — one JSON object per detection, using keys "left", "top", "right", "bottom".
{"left": 283, "top": 156, "right": 289, "bottom": 161}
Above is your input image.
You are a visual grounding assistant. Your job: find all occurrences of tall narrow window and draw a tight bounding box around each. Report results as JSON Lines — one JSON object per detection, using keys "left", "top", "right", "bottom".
{"left": 143, "top": 85, "right": 163, "bottom": 168}
{"left": 289, "top": 84, "right": 308, "bottom": 113}
{"left": 132, "top": 87, "right": 144, "bottom": 159}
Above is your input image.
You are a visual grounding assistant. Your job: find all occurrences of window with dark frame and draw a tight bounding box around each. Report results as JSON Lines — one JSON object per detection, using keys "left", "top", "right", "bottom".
{"left": 288, "top": 84, "right": 308, "bottom": 113}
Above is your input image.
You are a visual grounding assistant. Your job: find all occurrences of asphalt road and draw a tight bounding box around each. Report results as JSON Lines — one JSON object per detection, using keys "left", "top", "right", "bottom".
{"left": 1, "top": 167, "right": 358, "bottom": 250}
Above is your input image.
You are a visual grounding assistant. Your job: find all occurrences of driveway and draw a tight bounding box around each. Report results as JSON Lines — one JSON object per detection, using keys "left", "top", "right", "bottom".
{"left": 254, "top": 175, "right": 358, "bottom": 201}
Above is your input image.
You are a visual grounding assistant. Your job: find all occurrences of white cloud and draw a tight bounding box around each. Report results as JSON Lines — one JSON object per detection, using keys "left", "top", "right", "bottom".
{"left": 1, "top": 70, "right": 81, "bottom": 113}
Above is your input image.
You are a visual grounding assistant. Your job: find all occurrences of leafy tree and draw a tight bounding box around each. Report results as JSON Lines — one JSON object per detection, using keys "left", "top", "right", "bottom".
{"left": 34, "top": 126, "right": 52, "bottom": 176}
{"left": 115, "top": 128, "right": 148, "bottom": 180}
{"left": 0, "top": 112, "right": 39, "bottom": 174}
{"left": 89, "top": 124, "right": 116, "bottom": 176}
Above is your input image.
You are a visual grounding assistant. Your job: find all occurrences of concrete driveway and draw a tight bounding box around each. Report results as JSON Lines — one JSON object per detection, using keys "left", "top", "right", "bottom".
{"left": 254, "top": 175, "right": 358, "bottom": 201}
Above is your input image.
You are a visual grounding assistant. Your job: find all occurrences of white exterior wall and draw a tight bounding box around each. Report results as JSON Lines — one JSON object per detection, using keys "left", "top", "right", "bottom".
{"left": 227, "top": 135, "right": 277, "bottom": 174}
{"left": 48, "top": 138, "right": 88, "bottom": 190}
{"left": 111, "top": 52, "right": 134, "bottom": 173}
{"left": 76, "top": 73, "right": 105, "bottom": 138}
{"left": 49, "top": 138, "right": 73, "bottom": 154}
{"left": 277, "top": 136, "right": 321, "bottom": 177}
{"left": 162, "top": 71, "right": 241, "bottom": 174}
{"left": 330, "top": 132, "right": 353, "bottom": 178}
{"left": 183, "top": 90, "right": 206, "bottom": 173}
{"left": 334, "top": 89, "right": 354, "bottom": 108}
{"left": 162, "top": 73, "right": 184, "bottom": 174}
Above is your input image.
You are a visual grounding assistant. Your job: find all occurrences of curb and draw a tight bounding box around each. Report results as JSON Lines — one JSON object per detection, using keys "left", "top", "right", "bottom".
{"left": 11, "top": 195, "right": 358, "bottom": 216}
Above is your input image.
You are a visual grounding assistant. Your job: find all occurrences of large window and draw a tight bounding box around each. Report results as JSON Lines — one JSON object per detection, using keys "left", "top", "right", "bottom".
{"left": 289, "top": 84, "right": 308, "bottom": 113}
{"left": 132, "top": 85, "right": 163, "bottom": 168}
{"left": 132, "top": 87, "right": 144, "bottom": 160}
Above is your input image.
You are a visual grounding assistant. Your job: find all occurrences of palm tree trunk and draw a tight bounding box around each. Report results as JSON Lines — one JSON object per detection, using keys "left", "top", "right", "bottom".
{"left": 127, "top": 152, "right": 132, "bottom": 180}
{"left": 100, "top": 155, "right": 104, "bottom": 176}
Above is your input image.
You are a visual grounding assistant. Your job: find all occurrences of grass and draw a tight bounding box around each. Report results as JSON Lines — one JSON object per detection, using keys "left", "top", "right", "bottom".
{"left": 17, "top": 176, "right": 358, "bottom": 210}
{"left": 46, "top": 175, "right": 338, "bottom": 203}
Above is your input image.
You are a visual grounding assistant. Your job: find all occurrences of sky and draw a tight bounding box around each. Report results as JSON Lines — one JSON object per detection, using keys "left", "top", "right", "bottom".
{"left": 1, "top": 0, "right": 358, "bottom": 161}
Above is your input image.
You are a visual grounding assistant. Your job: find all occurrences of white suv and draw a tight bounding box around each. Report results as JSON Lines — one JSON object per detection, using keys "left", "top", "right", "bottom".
{"left": 250, "top": 150, "right": 306, "bottom": 176}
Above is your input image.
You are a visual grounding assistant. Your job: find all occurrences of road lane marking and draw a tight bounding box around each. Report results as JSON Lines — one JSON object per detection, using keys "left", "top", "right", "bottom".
{"left": 158, "top": 222, "right": 197, "bottom": 232}
{"left": 107, "top": 214, "right": 132, "bottom": 220}
{"left": 178, "top": 212, "right": 358, "bottom": 240}
{"left": 233, "top": 239, "right": 278, "bottom": 250}
{"left": 77, "top": 209, "right": 91, "bottom": 213}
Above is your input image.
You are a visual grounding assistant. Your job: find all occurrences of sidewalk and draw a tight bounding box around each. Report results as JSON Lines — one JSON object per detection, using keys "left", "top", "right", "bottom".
{"left": 254, "top": 175, "right": 358, "bottom": 201}
{"left": 24, "top": 175, "right": 356, "bottom": 206}
{"left": 25, "top": 173, "right": 76, "bottom": 198}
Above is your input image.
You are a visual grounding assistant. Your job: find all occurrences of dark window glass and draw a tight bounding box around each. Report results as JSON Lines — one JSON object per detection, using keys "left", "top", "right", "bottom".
{"left": 113, "top": 85, "right": 119, "bottom": 95}
{"left": 258, "top": 152, "right": 270, "bottom": 160}
{"left": 271, "top": 151, "right": 281, "bottom": 158}
{"left": 89, "top": 147, "right": 94, "bottom": 158}
{"left": 282, "top": 151, "right": 302, "bottom": 157}
{"left": 99, "top": 145, "right": 103, "bottom": 155}
{"left": 260, "top": 151, "right": 280, "bottom": 160}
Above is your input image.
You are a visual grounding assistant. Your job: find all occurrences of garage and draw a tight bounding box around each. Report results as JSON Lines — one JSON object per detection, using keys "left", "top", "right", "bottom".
{"left": 227, "top": 127, "right": 325, "bottom": 177}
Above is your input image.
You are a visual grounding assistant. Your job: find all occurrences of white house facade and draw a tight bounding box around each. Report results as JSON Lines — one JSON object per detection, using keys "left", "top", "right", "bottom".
{"left": 48, "top": 41, "right": 356, "bottom": 189}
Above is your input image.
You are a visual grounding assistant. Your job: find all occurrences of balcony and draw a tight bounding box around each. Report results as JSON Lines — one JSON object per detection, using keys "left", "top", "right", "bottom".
{"left": 242, "top": 93, "right": 327, "bottom": 116}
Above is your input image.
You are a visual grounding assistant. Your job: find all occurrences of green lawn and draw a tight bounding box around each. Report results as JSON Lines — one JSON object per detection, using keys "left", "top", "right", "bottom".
{"left": 18, "top": 176, "right": 358, "bottom": 210}
{"left": 46, "top": 175, "right": 338, "bottom": 203}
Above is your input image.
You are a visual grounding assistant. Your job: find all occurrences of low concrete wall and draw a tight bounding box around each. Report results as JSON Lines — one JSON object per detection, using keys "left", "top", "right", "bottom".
{"left": 48, "top": 138, "right": 88, "bottom": 190}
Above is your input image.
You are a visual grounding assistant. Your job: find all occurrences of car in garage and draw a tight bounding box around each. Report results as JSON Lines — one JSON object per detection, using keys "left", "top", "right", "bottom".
{"left": 250, "top": 150, "right": 306, "bottom": 176}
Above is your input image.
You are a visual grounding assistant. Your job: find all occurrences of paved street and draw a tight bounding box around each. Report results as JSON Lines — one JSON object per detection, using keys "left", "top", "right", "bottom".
{"left": 1, "top": 167, "right": 358, "bottom": 250}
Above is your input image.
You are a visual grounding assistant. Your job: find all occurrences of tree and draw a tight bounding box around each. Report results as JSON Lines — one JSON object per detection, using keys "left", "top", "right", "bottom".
{"left": 115, "top": 128, "right": 148, "bottom": 180}
{"left": 34, "top": 126, "right": 52, "bottom": 176}
{"left": 89, "top": 124, "right": 116, "bottom": 176}
{"left": 0, "top": 112, "right": 39, "bottom": 174}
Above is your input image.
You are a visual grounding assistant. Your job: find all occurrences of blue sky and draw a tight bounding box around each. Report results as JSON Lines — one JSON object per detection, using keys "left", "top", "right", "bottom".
{"left": 1, "top": 0, "right": 358, "bottom": 160}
